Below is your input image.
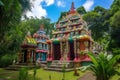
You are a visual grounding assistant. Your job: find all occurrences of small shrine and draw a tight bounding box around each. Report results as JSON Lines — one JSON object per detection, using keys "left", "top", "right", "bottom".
{"left": 18, "top": 31, "right": 37, "bottom": 63}
{"left": 46, "top": 2, "right": 93, "bottom": 65}
{"left": 33, "top": 25, "right": 49, "bottom": 61}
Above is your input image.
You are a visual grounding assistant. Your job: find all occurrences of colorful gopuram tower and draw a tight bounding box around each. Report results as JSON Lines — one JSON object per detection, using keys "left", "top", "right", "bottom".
{"left": 33, "top": 25, "right": 49, "bottom": 61}
{"left": 19, "top": 31, "right": 37, "bottom": 64}
{"left": 46, "top": 2, "right": 93, "bottom": 65}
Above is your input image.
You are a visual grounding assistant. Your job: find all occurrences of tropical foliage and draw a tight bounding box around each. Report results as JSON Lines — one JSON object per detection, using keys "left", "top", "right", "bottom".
{"left": 19, "top": 67, "right": 28, "bottom": 80}
{"left": 88, "top": 52, "right": 120, "bottom": 80}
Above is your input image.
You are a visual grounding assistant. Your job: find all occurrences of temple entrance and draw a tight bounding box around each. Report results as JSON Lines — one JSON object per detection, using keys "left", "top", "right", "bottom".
{"left": 69, "top": 42, "right": 75, "bottom": 60}
{"left": 23, "top": 50, "right": 27, "bottom": 63}
{"left": 53, "top": 44, "right": 61, "bottom": 60}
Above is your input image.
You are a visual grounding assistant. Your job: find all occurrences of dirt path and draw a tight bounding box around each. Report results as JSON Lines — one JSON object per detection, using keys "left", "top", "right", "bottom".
{"left": 77, "top": 72, "right": 96, "bottom": 80}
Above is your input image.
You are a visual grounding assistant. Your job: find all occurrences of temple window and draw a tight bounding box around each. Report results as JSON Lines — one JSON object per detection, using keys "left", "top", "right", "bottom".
{"left": 46, "top": 45, "right": 48, "bottom": 50}
{"left": 55, "top": 34, "right": 57, "bottom": 38}
{"left": 60, "top": 34, "right": 63, "bottom": 37}
{"left": 42, "top": 43, "right": 43, "bottom": 49}
{"left": 59, "top": 28, "right": 61, "bottom": 31}
{"left": 84, "top": 41, "right": 89, "bottom": 50}
{"left": 38, "top": 44, "right": 42, "bottom": 49}
{"left": 53, "top": 35, "right": 55, "bottom": 38}
{"left": 75, "top": 31, "right": 79, "bottom": 36}
{"left": 44, "top": 44, "right": 46, "bottom": 50}
{"left": 70, "top": 32, "right": 74, "bottom": 36}
{"left": 61, "top": 28, "right": 64, "bottom": 31}
{"left": 81, "top": 30, "right": 86, "bottom": 35}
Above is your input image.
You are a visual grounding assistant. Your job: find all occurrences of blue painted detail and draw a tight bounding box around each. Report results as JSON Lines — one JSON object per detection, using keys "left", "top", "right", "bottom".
{"left": 36, "top": 53, "right": 39, "bottom": 60}
{"left": 41, "top": 53, "right": 47, "bottom": 61}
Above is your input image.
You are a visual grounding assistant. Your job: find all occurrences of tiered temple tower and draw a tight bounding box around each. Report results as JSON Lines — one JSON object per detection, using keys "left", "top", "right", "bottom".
{"left": 46, "top": 2, "right": 93, "bottom": 64}
{"left": 33, "top": 25, "right": 49, "bottom": 61}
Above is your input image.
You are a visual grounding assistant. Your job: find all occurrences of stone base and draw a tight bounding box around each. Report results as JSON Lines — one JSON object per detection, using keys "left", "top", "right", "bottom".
{"left": 5, "top": 63, "right": 39, "bottom": 70}
{"left": 44, "top": 60, "right": 75, "bottom": 72}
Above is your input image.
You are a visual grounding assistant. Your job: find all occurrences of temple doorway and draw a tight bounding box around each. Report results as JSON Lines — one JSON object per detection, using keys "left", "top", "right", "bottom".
{"left": 23, "top": 50, "right": 27, "bottom": 63}
{"left": 53, "top": 44, "right": 61, "bottom": 60}
{"left": 69, "top": 42, "right": 75, "bottom": 60}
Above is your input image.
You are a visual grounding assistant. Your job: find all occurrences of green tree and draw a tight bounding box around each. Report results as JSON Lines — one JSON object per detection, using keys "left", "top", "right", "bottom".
{"left": 57, "top": 12, "right": 68, "bottom": 22}
{"left": 77, "top": 6, "right": 86, "bottom": 15}
{"left": 83, "top": 11, "right": 102, "bottom": 40}
{"left": 110, "top": 11, "right": 120, "bottom": 28}
{"left": 110, "top": 0, "right": 120, "bottom": 15}
{"left": 0, "top": 0, "right": 32, "bottom": 56}
{"left": 94, "top": 6, "right": 106, "bottom": 14}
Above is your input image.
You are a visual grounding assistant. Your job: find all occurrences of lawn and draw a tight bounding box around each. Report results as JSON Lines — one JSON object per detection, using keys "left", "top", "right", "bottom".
{"left": 29, "top": 68, "right": 87, "bottom": 80}
{"left": 0, "top": 68, "right": 87, "bottom": 80}
{"left": 0, "top": 68, "right": 19, "bottom": 80}
{"left": 0, "top": 66, "right": 119, "bottom": 80}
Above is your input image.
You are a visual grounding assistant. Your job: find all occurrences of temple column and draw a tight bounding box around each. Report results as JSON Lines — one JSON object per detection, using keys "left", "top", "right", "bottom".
{"left": 47, "top": 43, "right": 51, "bottom": 61}
{"left": 66, "top": 40, "right": 69, "bottom": 61}
{"left": 89, "top": 41, "right": 92, "bottom": 52}
{"left": 33, "top": 50, "right": 36, "bottom": 63}
{"left": 77, "top": 41, "right": 80, "bottom": 61}
{"left": 51, "top": 42, "right": 53, "bottom": 60}
{"left": 22, "top": 51, "right": 24, "bottom": 63}
{"left": 60, "top": 41, "right": 63, "bottom": 60}
{"left": 32, "top": 50, "right": 34, "bottom": 63}
{"left": 74, "top": 39, "right": 77, "bottom": 61}
{"left": 27, "top": 50, "right": 30, "bottom": 63}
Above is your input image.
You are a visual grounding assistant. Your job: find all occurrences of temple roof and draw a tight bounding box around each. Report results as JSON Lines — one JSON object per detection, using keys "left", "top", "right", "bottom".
{"left": 47, "top": 2, "right": 93, "bottom": 43}
{"left": 33, "top": 24, "right": 49, "bottom": 39}
{"left": 21, "top": 32, "right": 37, "bottom": 48}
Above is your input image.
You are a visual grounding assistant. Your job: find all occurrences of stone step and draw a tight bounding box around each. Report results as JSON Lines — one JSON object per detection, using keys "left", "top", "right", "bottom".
{"left": 5, "top": 64, "right": 39, "bottom": 70}
{"left": 49, "top": 65, "right": 63, "bottom": 68}
{"left": 44, "top": 67, "right": 74, "bottom": 72}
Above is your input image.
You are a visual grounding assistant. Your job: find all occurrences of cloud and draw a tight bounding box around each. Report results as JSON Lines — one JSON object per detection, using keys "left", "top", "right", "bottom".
{"left": 26, "top": 0, "right": 55, "bottom": 19}
{"left": 83, "top": 0, "right": 94, "bottom": 11}
{"left": 57, "top": 0, "right": 65, "bottom": 7}
{"left": 44, "top": 0, "right": 54, "bottom": 6}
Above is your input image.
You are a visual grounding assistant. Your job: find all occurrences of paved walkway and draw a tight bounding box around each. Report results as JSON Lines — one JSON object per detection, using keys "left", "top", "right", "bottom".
{"left": 77, "top": 72, "right": 96, "bottom": 80}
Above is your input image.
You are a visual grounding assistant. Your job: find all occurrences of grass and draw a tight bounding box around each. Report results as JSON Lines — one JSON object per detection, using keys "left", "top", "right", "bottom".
{"left": 0, "top": 68, "right": 87, "bottom": 80}
{"left": 0, "top": 68, "right": 19, "bottom": 80}
{"left": 0, "top": 65, "right": 120, "bottom": 80}
{"left": 29, "top": 68, "right": 87, "bottom": 80}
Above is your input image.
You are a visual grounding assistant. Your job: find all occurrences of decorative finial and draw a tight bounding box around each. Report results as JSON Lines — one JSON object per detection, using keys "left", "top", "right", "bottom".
{"left": 40, "top": 24, "right": 44, "bottom": 30}
{"left": 69, "top": 2, "right": 75, "bottom": 14}
{"left": 27, "top": 31, "right": 31, "bottom": 37}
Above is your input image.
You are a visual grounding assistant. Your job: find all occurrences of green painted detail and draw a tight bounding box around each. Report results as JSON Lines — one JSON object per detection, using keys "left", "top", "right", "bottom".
{"left": 47, "top": 61, "right": 52, "bottom": 67}
{"left": 80, "top": 61, "right": 92, "bottom": 66}
{"left": 53, "top": 38, "right": 60, "bottom": 44}
{"left": 68, "top": 37, "right": 73, "bottom": 43}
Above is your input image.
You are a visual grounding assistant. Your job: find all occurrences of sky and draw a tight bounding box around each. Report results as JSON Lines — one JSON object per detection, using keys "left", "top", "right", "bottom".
{"left": 26, "top": 0, "right": 114, "bottom": 22}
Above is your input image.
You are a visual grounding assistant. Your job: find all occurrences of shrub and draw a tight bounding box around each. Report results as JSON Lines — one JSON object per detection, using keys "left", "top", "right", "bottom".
{"left": 19, "top": 67, "right": 28, "bottom": 80}
{"left": 88, "top": 52, "right": 120, "bottom": 80}
{"left": 0, "top": 54, "right": 13, "bottom": 67}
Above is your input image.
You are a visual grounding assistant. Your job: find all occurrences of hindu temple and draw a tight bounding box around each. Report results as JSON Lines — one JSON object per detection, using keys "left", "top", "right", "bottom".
{"left": 33, "top": 25, "right": 49, "bottom": 61}
{"left": 18, "top": 31, "right": 37, "bottom": 64}
{"left": 46, "top": 2, "right": 93, "bottom": 65}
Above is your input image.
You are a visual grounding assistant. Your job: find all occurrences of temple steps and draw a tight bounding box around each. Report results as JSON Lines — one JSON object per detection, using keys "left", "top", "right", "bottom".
{"left": 44, "top": 60, "right": 74, "bottom": 72}
{"left": 5, "top": 63, "right": 38, "bottom": 70}
{"left": 44, "top": 67, "right": 74, "bottom": 72}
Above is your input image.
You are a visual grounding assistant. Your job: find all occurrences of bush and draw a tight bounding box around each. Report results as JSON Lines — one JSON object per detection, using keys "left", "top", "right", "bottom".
{"left": 0, "top": 54, "right": 13, "bottom": 67}
{"left": 19, "top": 67, "right": 28, "bottom": 80}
